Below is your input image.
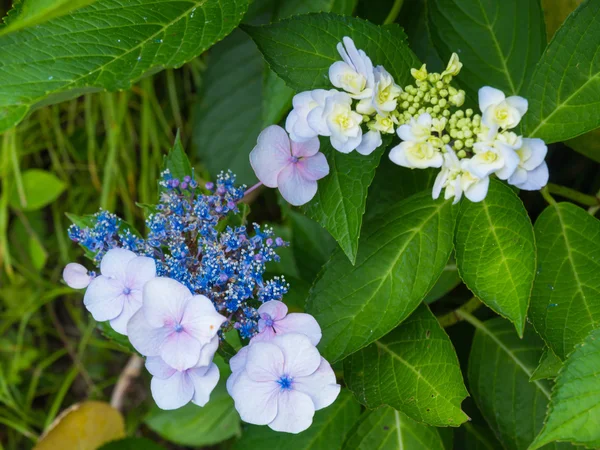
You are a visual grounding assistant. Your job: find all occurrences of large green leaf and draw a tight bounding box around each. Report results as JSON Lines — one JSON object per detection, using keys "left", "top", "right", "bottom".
{"left": 306, "top": 191, "right": 456, "bottom": 363}
{"left": 524, "top": 0, "right": 600, "bottom": 143}
{"left": 302, "top": 139, "right": 384, "bottom": 264}
{"left": 9, "top": 169, "right": 66, "bottom": 211}
{"left": 530, "top": 346, "right": 563, "bottom": 381}
{"left": 231, "top": 389, "right": 360, "bottom": 450}
{"left": 529, "top": 202, "right": 600, "bottom": 359}
{"left": 244, "top": 13, "right": 420, "bottom": 93}
{"left": 455, "top": 180, "right": 536, "bottom": 336}
{"left": 467, "top": 317, "right": 576, "bottom": 450}
{"left": 344, "top": 304, "right": 468, "bottom": 427}
{"left": 454, "top": 423, "right": 503, "bottom": 450}
{"left": 343, "top": 406, "right": 448, "bottom": 450}
{"left": 530, "top": 328, "right": 600, "bottom": 449}
{"left": 428, "top": 0, "right": 546, "bottom": 97}
{"left": 0, "top": 0, "right": 249, "bottom": 133}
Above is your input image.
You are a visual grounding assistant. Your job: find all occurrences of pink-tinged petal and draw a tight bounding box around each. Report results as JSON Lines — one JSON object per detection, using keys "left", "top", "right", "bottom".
{"left": 478, "top": 86, "right": 505, "bottom": 113}
{"left": 230, "top": 346, "right": 249, "bottom": 373}
{"left": 516, "top": 162, "right": 549, "bottom": 191}
{"left": 151, "top": 371, "right": 194, "bottom": 410}
{"left": 125, "top": 256, "right": 156, "bottom": 290}
{"left": 127, "top": 309, "right": 170, "bottom": 356}
{"left": 291, "top": 136, "right": 320, "bottom": 158}
{"left": 142, "top": 277, "right": 191, "bottom": 328}
{"left": 63, "top": 263, "right": 91, "bottom": 289}
{"left": 356, "top": 130, "right": 382, "bottom": 156}
{"left": 294, "top": 358, "right": 340, "bottom": 410}
{"left": 83, "top": 276, "right": 126, "bottom": 321}
{"left": 230, "top": 371, "right": 279, "bottom": 425}
{"left": 250, "top": 125, "right": 292, "bottom": 188}
{"left": 197, "top": 335, "right": 219, "bottom": 368}
{"left": 100, "top": 248, "right": 137, "bottom": 278}
{"left": 268, "top": 390, "right": 315, "bottom": 434}
{"left": 258, "top": 300, "right": 288, "bottom": 321}
{"left": 160, "top": 330, "right": 202, "bottom": 371}
{"left": 181, "top": 295, "right": 226, "bottom": 345}
{"left": 245, "top": 342, "right": 284, "bottom": 382}
{"left": 189, "top": 363, "right": 220, "bottom": 407}
{"left": 146, "top": 356, "right": 177, "bottom": 379}
{"left": 275, "top": 313, "right": 322, "bottom": 346}
{"left": 274, "top": 333, "right": 321, "bottom": 378}
{"left": 297, "top": 153, "right": 330, "bottom": 182}
{"left": 251, "top": 326, "right": 276, "bottom": 343}
{"left": 506, "top": 96, "right": 528, "bottom": 116}
{"left": 109, "top": 291, "right": 143, "bottom": 335}
{"left": 276, "top": 164, "right": 318, "bottom": 206}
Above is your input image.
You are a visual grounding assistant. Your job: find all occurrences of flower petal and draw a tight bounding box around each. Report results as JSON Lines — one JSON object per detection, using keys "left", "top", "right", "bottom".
{"left": 268, "top": 389, "right": 315, "bottom": 434}
{"left": 275, "top": 313, "right": 322, "bottom": 346}
{"left": 274, "top": 333, "right": 321, "bottom": 378}
{"left": 258, "top": 300, "right": 288, "bottom": 321}
{"left": 516, "top": 162, "right": 549, "bottom": 191}
{"left": 150, "top": 371, "right": 194, "bottom": 410}
{"left": 252, "top": 325, "right": 276, "bottom": 343}
{"left": 296, "top": 153, "right": 330, "bottom": 182}
{"left": 230, "top": 371, "right": 279, "bottom": 425}
{"left": 521, "top": 138, "right": 547, "bottom": 170}
{"left": 230, "top": 346, "right": 249, "bottom": 373}
{"left": 506, "top": 95, "right": 528, "bottom": 116}
{"left": 127, "top": 309, "right": 170, "bottom": 356}
{"left": 294, "top": 358, "right": 340, "bottom": 410}
{"left": 109, "top": 291, "right": 143, "bottom": 335}
{"left": 464, "top": 176, "right": 490, "bottom": 202}
{"left": 142, "top": 277, "right": 191, "bottom": 328}
{"left": 188, "top": 363, "right": 220, "bottom": 407}
{"left": 100, "top": 248, "right": 137, "bottom": 278}
{"left": 197, "top": 335, "right": 219, "bottom": 368}
{"left": 397, "top": 123, "right": 414, "bottom": 142}
{"left": 388, "top": 142, "right": 411, "bottom": 167}
{"left": 276, "top": 163, "right": 318, "bottom": 206}
{"left": 160, "top": 330, "right": 202, "bottom": 371}
{"left": 125, "top": 256, "right": 156, "bottom": 290}
{"left": 330, "top": 132, "right": 362, "bottom": 154}
{"left": 478, "top": 86, "right": 505, "bottom": 113}
{"left": 250, "top": 125, "right": 292, "bottom": 188}
{"left": 181, "top": 295, "right": 226, "bottom": 345}
{"left": 245, "top": 341, "right": 284, "bottom": 382}
{"left": 83, "top": 276, "right": 126, "bottom": 321}
{"left": 291, "top": 136, "right": 320, "bottom": 158}
{"left": 146, "top": 356, "right": 177, "bottom": 379}
{"left": 355, "top": 130, "right": 382, "bottom": 156}
{"left": 63, "top": 263, "right": 91, "bottom": 289}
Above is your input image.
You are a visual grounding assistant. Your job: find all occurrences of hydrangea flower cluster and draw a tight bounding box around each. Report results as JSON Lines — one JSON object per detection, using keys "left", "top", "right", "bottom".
{"left": 250, "top": 37, "right": 549, "bottom": 205}
{"left": 63, "top": 166, "right": 339, "bottom": 433}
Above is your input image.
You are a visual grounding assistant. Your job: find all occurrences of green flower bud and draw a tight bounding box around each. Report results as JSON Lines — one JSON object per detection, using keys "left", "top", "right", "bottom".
{"left": 438, "top": 98, "right": 447, "bottom": 108}
{"left": 454, "top": 140, "right": 464, "bottom": 150}
{"left": 442, "top": 134, "right": 451, "bottom": 144}
{"left": 457, "top": 149, "right": 467, "bottom": 158}
{"left": 465, "top": 138, "right": 474, "bottom": 148}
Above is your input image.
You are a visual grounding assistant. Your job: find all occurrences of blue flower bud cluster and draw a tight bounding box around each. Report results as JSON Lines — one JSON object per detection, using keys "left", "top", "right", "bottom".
{"left": 68, "top": 170, "right": 289, "bottom": 339}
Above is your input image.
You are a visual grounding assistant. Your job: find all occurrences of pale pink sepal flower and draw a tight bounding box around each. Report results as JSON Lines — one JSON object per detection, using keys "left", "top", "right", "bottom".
{"left": 227, "top": 333, "right": 340, "bottom": 434}
{"left": 252, "top": 300, "right": 322, "bottom": 346}
{"left": 127, "top": 277, "right": 226, "bottom": 371}
{"left": 63, "top": 263, "right": 92, "bottom": 289}
{"left": 250, "top": 125, "right": 329, "bottom": 206}
{"left": 83, "top": 248, "right": 156, "bottom": 335}
{"left": 146, "top": 356, "right": 220, "bottom": 410}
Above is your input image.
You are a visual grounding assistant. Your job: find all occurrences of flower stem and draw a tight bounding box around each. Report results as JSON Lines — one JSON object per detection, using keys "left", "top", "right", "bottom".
{"left": 547, "top": 183, "right": 598, "bottom": 207}
{"left": 243, "top": 181, "right": 263, "bottom": 198}
{"left": 384, "top": 0, "right": 405, "bottom": 25}
{"left": 540, "top": 186, "right": 557, "bottom": 206}
{"left": 438, "top": 297, "right": 482, "bottom": 328}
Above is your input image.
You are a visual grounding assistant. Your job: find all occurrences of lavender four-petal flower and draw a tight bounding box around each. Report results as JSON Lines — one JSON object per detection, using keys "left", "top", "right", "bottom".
{"left": 250, "top": 125, "right": 329, "bottom": 206}
{"left": 252, "top": 300, "right": 322, "bottom": 346}
{"left": 128, "top": 277, "right": 226, "bottom": 371}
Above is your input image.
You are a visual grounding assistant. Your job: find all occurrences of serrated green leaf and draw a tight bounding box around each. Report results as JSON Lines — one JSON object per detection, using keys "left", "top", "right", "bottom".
{"left": 565, "top": 128, "right": 600, "bottom": 163}
{"left": 0, "top": 0, "right": 97, "bottom": 36}
{"left": 454, "top": 423, "right": 504, "bottom": 450}
{"left": 529, "top": 202, "right": 600, "bottom": 360}
{"left": 231, "top": 389, "right": 360, "bottom": 450}
{"left": 344, "top": 304, "right": 468, "bottom": 427}
{"left": 145, "top": 371, "right": 240, "bottom": 447}
{"left": 428, "top": 0, "right": 546, "bottom": 97}
{"left": 524, "top": 0, "right": 600, "bottom": 143}
{"left": 455, "top": 180, "right": 535, "bottom": 336}
{"left": 244, "top": 13, "right": 420, "bottom": 92}
{"left": 530, "top": 347, "right": 563, "bottom": 381}
{"left": 302, "top": 139, "right": 384, "bottom": 264}
{"left": 163, "top": 131, "right": 192, "bottom": 181}
{"left": 343, "top": 406, "right": 447, "bottom": 450}
{"left": 9, "top": 169, "right": 66, "bottom": 211}
{"left": 529, "top": 328, "right": 600, "bottom": 449}
{"left": 98, "top": 437, "right": 165, "bottom": 450}
{"left": 306, "top": 191, "right": 456, "bottom": 363}
{"left": 0, "top": 0, "right": 250, "bottom": 133}
{"left": 262, "top": 69, "right": 294, "bottom": 128}
{"left": 467, "top": 317, "right": 577, "bottom": 450}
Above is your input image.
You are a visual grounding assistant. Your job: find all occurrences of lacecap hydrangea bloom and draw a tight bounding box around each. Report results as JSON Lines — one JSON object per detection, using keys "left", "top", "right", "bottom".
{"left": 64, "top": 162, "right": 339, "bottom": 433}
{"left": 250, "top": 36, "right": 549, "bottom": 206}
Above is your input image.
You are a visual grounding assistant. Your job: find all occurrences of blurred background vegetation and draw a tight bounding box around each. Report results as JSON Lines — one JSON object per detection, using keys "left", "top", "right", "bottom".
{"left": 0, "top": 0, "right": 598, "bottom": 448}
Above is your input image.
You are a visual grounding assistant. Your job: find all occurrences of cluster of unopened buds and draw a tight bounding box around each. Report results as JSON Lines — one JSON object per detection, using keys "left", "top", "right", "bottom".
{"left": 63, "top": 170, "right": 339, "bottom": 434}
{"left": 250, "top": 37, "right": 549, "bottom": 205}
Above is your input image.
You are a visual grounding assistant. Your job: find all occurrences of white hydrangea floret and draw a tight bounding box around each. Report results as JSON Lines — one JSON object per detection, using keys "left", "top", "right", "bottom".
{"left": 329, "top": 37, "right": 374, "bottom": 99}
{"left": 508, "top": 138, "right": 549, "bottom": 191}
{"left": 468, "top": 129, "right": 521, "bottom": 180}
{"left": 285, "top": 89, "right": 336, "bottom": 142}
{"left": 371, "top": 66, "right": 402, "bottom": 115}
{"left": 479, "top": 86, "right": 528, "bottom": 131}
{"left": 433, "top": 148, "right": 490, "bottom": 203}
{"left": 397, "top": 113, "right": 433, "bottom": 143}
